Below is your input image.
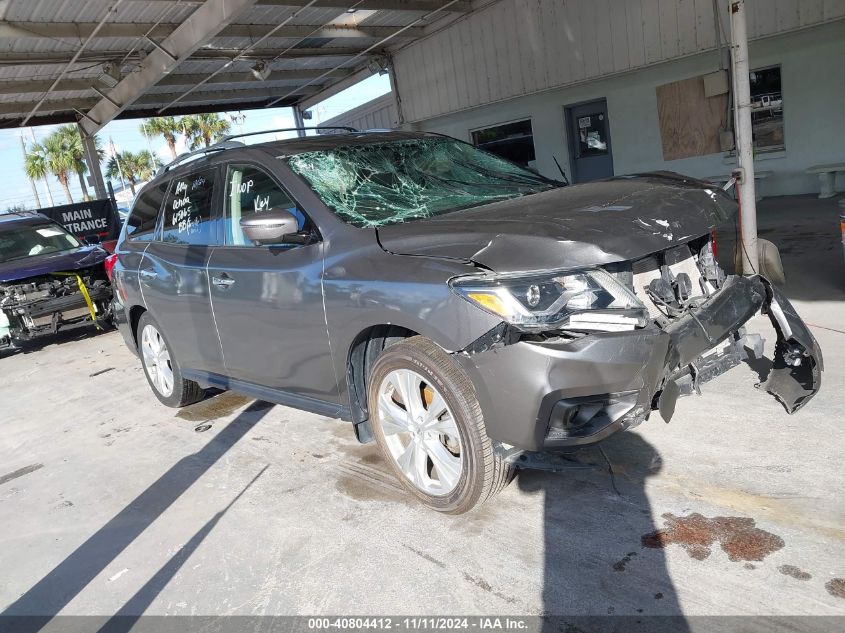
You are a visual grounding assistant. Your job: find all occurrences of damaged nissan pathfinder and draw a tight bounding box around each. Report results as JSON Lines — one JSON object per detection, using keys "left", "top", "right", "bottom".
{"left": 1, "top": 212, "right": 112, "bottom": 351}
{"left": 112, "top": 130, "right": 822, "bottom": 514}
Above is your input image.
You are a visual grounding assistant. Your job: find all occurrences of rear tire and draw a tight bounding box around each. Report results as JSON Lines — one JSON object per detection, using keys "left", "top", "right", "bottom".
{"left": 136, "top": 312, "right": 204, "bottom": 408}
{"left": 367, "top": 336, "right": 512, "bottom": 514}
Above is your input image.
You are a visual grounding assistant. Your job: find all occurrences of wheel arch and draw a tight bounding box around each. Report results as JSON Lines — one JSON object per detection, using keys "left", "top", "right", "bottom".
{"left": 128, "top": 304, "right": 147, "bottom": 346}
{"left": 346, "top": 324, "right": 418, "bottom": 443}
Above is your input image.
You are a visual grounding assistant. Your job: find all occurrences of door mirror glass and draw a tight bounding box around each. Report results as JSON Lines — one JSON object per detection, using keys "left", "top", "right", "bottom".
{"left": 239, "top": 209, "right": 300, "bottom": 245}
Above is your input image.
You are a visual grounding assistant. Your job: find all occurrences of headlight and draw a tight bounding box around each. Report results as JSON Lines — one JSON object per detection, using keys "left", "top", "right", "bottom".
{"left": 449, "top": 268, "right": 646, "bottom": 331}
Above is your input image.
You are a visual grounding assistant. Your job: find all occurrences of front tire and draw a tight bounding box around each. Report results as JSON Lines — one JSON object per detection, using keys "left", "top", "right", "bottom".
{"left": 137, "top": 312, "right": 204, "bottom": 408}
{"left": 367, "top": 336, "right": 512, "bottom": 514}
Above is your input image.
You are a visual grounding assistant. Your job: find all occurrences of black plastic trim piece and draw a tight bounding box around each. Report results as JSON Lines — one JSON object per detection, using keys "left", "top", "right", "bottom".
{"left": 182, "top": 369, "right": 351, "bottom": 421}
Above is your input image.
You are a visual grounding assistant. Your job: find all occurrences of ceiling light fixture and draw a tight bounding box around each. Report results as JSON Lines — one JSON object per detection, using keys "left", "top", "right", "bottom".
{"left": 251, "top": 61, "right": 271, "bottom": 81}
{"left": 97, "top": 61, "right": 122, "bottom": 88}
{"left": 366, "top": 55, "right": 389, "bottom": 76}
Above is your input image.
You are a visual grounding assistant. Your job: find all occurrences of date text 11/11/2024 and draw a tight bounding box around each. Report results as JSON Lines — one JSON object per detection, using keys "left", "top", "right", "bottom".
{"left": 306, "top": 617, "right": 529, "bottom": 630}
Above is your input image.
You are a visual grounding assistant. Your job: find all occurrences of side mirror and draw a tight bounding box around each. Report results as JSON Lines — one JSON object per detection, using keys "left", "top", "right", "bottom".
{"left": 240, "top": 209, "right": 300, "bottom": 245}
{"left": 85, "top": 234, "right": 101, "bottom": 245}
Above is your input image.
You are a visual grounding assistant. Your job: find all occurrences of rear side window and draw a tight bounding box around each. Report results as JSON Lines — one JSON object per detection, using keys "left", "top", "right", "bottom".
{"left": 126, "top": 182, "right": 167, "bottom": 241}
{"left": 160, "top": 169, "right": 218, "bottom": 245}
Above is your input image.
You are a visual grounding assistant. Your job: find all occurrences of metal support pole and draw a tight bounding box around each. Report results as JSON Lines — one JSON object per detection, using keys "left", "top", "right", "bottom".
{"left": 730, "top": 0, "right": 758, "bottom": 275}
{"left": 292, "top": 106, "right": 307, "bottom": 137}
{"left": 79, "top": 122, "right": 107, "bottom": 200}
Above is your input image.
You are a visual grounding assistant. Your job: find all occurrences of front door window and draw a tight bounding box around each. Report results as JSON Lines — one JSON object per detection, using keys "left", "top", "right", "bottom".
{"left": 224, "top": 164, "right": 305, "bottom": 246}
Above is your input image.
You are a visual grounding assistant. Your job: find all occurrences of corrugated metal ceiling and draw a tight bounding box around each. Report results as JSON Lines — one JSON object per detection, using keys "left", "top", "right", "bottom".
{"left": 0, "top": 0, "right": 462, "bottom": 127}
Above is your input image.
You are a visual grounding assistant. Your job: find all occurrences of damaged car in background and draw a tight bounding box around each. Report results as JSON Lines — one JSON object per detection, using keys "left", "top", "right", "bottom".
{"left": 111, "top": 131, "right": 822, "bottom": 514}
{"left": 0, "top": 212, "right": 113, "bottom": 351}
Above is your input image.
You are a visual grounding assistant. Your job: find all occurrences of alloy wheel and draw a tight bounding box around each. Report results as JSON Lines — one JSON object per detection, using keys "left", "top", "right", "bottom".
{"left": 140, "top": 324, "right": 174, "bottom": 397}
{"left": 376, "top": 368, "right": 463, "bottom": 495}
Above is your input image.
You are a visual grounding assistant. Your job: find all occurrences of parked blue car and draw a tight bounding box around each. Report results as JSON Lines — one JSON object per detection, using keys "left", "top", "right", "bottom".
{"left": 0, "top": 212, "right": 113, "bottom": 349}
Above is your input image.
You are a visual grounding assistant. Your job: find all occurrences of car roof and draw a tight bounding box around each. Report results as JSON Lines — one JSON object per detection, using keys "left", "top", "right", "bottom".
{"left": 0, "top": 211, "right": 51, "bottom": 226}
{"left": 258, "top": 130, "right": 440, "bottom": 157}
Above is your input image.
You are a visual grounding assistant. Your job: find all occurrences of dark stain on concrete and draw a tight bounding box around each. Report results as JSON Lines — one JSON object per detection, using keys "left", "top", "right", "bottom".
{"left": 744, "top": 563, "right": 756, "bottom": 570}
{"left": 825, "top": 578, "right": 845, "bottom": 599}
{"left": 462, "top": 571, "right": 517, "bottom": 605}
{"left": 642, "top": 512, "right": 784, "bottom": 562}
{"left": 403, "top": 544, "right": 446, "bottom": 569}
{"left": 176, "top": 392, "right": 253, "bottom": 422}
{"left": 613, "top": 552, "right": 637, "bottom": 572}
{"left": 778, "top": 564, "right": 812, "bottom": 581}
{"left": 0, "top": 463, "right": 44, "bottom": 486}
{"left": 654, "top": 593, "right": 663, "bottom": 600}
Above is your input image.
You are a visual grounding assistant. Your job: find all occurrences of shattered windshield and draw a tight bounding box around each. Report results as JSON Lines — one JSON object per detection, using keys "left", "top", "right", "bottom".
{"left": 0, "top": 223, "right": 81, "bottom": 262}
{"left": 284, "top": 137, "right": 558, "bottom": 227}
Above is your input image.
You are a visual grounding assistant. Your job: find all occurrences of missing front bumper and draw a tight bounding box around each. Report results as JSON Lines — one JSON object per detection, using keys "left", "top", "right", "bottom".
{"left": 457, "top": 274, "right": 822, "bottom": 453}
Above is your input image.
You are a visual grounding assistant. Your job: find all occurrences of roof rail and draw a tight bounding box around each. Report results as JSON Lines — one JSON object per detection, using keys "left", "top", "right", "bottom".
{"left": 155, "top": 140, "right": 246, "bottom": 176}
{"left": 220, "top": 126, "right": 359, "bottom": 142}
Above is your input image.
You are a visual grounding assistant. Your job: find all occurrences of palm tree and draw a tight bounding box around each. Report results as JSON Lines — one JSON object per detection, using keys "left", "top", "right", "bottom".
{"left": 41, "top": 133, "right": 76, "bottom": 204}
{"left": 183, "top": 113, "right": 231, "bottom": 150}
{"left": 23, "top": 143, "right": 50, "bottom": 199}
{"left": 105, "top": 150, "right": 161, "bottom": 196}
{"left": 106, "top": 151, "right": 139, "bottom": 196}
{"left": 56, "top": 125, "right": 103, "bottom": 201}
{"left": 140, "top": 116, "right": 182, "bottom": 160}
{"left": 135, "top": 150, "right": 162, "bottom": 181}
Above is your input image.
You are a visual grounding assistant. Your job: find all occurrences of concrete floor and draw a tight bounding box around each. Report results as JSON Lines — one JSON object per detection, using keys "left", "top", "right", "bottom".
{"left": 1, "top": 195, "right": 843, "bottom": 622}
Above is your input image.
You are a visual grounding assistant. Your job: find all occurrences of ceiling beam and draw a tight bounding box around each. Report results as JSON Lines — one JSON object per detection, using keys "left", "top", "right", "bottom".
{"left": 0, "top": 85, "right": 324, "bottom": 117}
{"left": 77, "top": 0, "right": 261, "bottom": 135}
{"left": 0, "top": 95, "right": 311, "bottom": 128}
{"left": 0, "top": 21, "right": 426, "bottom": 40}
{"left": 0, "top": 70, "right": 347, "bottom": 95}
{"left": 0, "top": 47, "right": 376, "bottom": 66}
{"left": 142, "top": 0, "right": 471, "bottom": 10}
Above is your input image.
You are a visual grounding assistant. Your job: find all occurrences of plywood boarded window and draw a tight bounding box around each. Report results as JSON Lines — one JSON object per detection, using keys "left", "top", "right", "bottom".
{"left": 657, "top": 75, "right": 728, "bottom": 160}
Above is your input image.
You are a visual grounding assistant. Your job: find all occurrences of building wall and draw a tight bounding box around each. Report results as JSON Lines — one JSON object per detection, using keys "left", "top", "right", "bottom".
{"left": 408, "top": 20, "right": 845, "bottom": 196}
{"left": 393, "top": 0, "right": 845, "bottom": 124}
{"left": 319, "top": 93, "right": 398, "bottom": 131}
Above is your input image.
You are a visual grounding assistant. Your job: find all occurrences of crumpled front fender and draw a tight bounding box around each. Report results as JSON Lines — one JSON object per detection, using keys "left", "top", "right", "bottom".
{"left": 759, "top": 278, "right": 823, "bottom": 413}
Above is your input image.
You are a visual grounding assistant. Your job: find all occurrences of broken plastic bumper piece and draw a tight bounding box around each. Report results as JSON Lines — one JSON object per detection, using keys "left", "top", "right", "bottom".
{"left": 661, "top": 274, "right": 822, "bottom": 417}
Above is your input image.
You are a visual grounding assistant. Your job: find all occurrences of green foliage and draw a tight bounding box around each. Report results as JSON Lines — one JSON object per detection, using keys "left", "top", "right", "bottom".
{"left": 23, "top": 126, "right": 103, "bottom": 204}
{"left": 105, "top": 149, "right": 162, "bottom": 195}
{"left": 181, "top": 113, "right": 231, "bottom": 150}
{"left": 140, "top": 116, "right": 182, "bottom": 159}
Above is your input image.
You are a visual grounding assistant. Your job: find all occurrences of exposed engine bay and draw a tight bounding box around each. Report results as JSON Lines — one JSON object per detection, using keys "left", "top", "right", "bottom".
{"left": 0, "top": 267, "right": 112, "bottom": 348}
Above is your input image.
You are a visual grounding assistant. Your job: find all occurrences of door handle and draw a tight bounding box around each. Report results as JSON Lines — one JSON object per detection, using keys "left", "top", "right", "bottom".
{"left": 139, "top": 270, "right": 157, "bottom": 280}
{"left": 212, "top": 274, "right": 235, "bottom": 288}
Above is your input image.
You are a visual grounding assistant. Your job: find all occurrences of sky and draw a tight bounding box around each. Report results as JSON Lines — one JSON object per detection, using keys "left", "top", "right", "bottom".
{"left": 0, "top": 73, "right": 391, "bottom": 212}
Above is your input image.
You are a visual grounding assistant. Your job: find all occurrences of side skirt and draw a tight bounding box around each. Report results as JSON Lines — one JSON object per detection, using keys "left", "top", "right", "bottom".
{"left": 182, "top": 369, "right": 352, "bottom": 421}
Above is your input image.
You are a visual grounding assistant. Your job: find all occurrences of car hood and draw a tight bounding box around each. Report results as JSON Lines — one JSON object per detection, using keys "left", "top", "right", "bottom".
{"left": 376, "top": 172, "right": 736, "bottom": 272}
{"left": 0, "top": 245, "right": 108, "bottom": 283}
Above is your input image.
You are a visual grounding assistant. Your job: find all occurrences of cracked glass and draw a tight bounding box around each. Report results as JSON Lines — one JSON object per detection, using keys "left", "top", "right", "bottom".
{"left": 284, "top": 137, "right": 557, "bottom": 227}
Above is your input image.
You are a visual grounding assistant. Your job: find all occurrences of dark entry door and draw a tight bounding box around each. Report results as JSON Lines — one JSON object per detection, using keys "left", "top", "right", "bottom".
{"left": 566, "top": 99, "right": 614, "bottom": 183}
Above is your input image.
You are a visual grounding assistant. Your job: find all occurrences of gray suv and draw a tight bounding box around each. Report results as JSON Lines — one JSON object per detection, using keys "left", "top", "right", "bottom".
{"left": 112, "top": 130, "right": 822, "bottom": 513}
